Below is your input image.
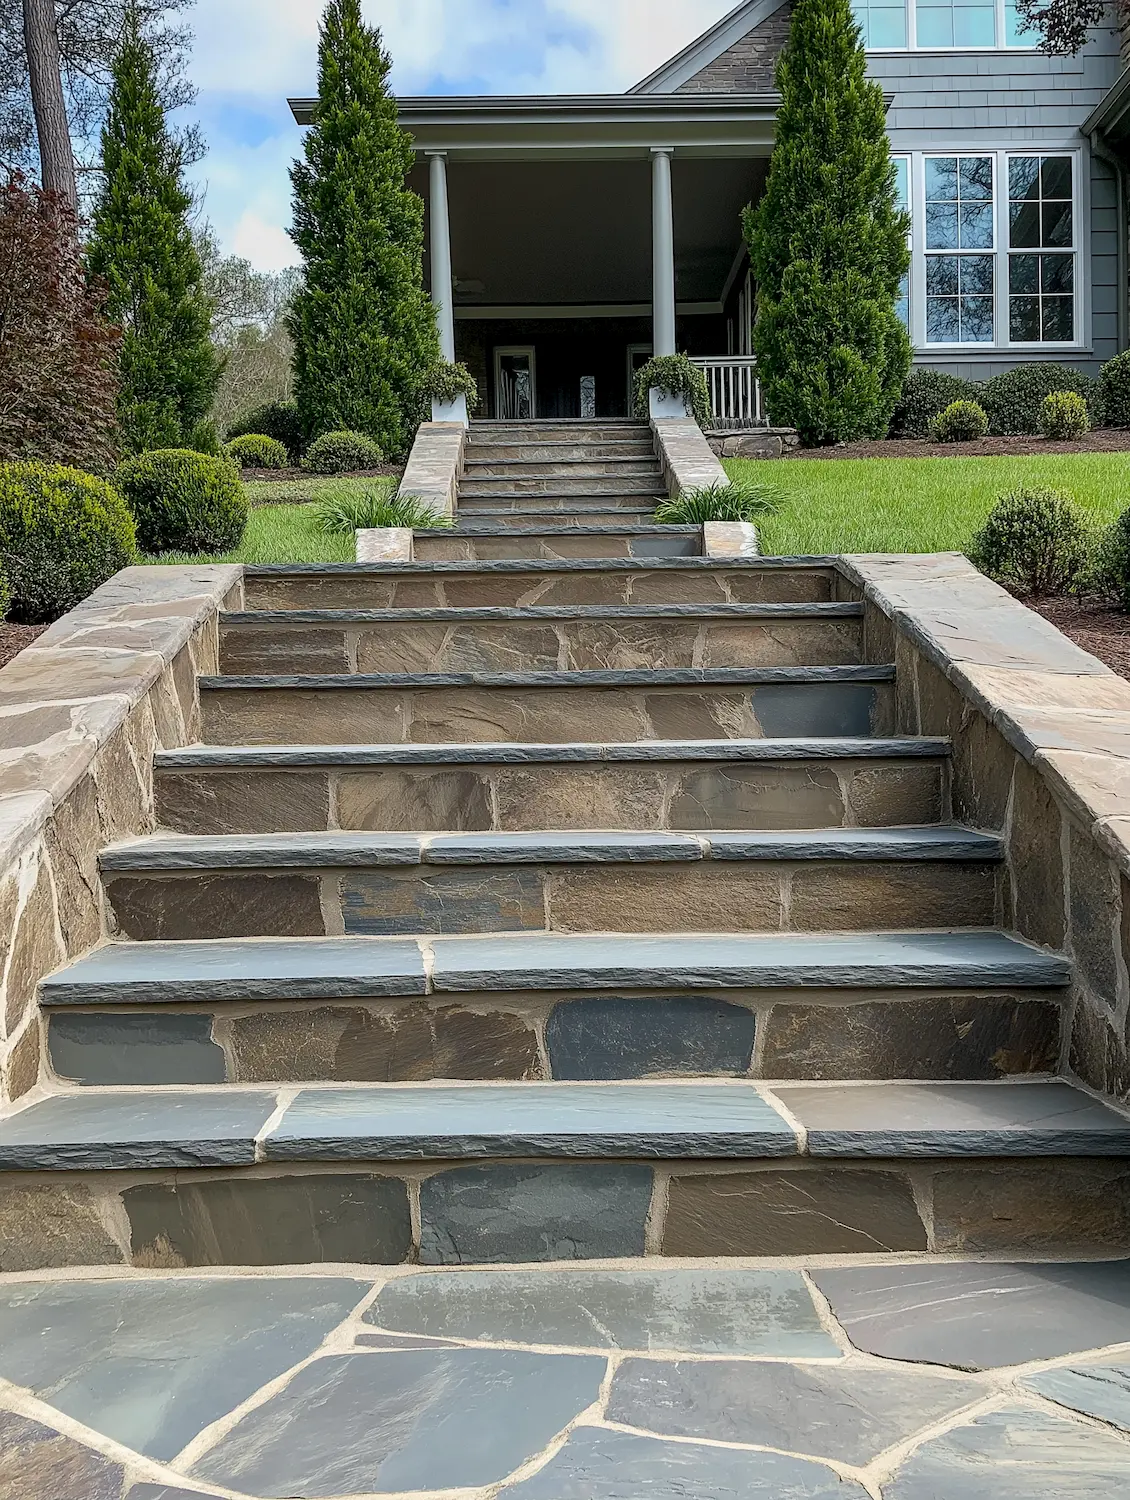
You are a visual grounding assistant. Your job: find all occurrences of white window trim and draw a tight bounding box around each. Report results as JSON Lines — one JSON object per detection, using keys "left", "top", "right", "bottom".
{"left": 855, "top": 0, "right": 1037, "bottom": 49}
{"left": 907, "top": 147, "right": 1087, "bottom": 353}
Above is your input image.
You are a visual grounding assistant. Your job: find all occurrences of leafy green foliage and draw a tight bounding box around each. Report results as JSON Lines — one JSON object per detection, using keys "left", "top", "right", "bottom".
{"left": 289, "top": 0, "right": 440, "bottom": 458}
{"left": 225, "top": 434, "right": 289, "bottom": 470}
{"left": 87, "top": 18, "right": 221, "bottom": 453}
{"left": 1092, "top": 506, "right": 1130, "bottom": 608}
{"left": 304, "top": 429, "right": 385, "bottom": 475}
{"left": 890, "top": 370, "right": 980, "bottom": 438}
{"left": 0, "top": 462, "right": 137, "bottom": 623}
{"left": 927, "top": 400, "right": 989, "bottom": 443}
{"left": 189, "top": 418, "right": 221, "bottom": 455}
{"left": 226, "top": 399, "right": 305, "bottom": 461}
{"left": 0, "top": 561, "right": 10, "bottom": 622}
{"left": 421, "top": 361, "right": 479, "bottom": 409}
{"left": 1099, "top": 352, "right": 1130, "bottom": 429}
{"left": 968, "top": 486, "right": 1093, "bottom": 596}
{"left": 744, "top": 0, "right": 910, "bottom": 445}
{"left": 655, "top": 481, "right": 780, "bottom": 525}
{"left": 315, "top": 488, "right": 453, "bottom": 534}
{"left": 1039, "top": 390, "right": 1091, "bottom": 440}
{"left": 116, "top": 449, "right": 248, "bottom": 554}
{"left": 979, "top": 363, "right": 1097, "bottom": 435}
{"left": 632, "top": 355, "right": 711, "bottom": 428}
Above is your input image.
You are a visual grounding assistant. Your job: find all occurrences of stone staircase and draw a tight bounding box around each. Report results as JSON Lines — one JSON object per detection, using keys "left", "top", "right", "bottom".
{"left": 5, "top": 419, "right": 1130, "bottom": 1271}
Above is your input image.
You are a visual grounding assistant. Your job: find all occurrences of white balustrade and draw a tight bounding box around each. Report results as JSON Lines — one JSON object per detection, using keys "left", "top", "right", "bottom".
{"left": 690, "top": 356, "right": 766, "bottom": 429}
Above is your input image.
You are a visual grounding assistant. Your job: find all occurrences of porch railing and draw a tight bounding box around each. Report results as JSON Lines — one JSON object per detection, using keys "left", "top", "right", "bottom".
{"left": 691, "top": 356, "right": 766, "bottom": 429}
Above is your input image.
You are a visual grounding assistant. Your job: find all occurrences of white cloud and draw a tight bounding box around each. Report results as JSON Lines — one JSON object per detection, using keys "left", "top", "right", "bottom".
{"left": 232, "top": 210, "right": 298, "bottom": 271}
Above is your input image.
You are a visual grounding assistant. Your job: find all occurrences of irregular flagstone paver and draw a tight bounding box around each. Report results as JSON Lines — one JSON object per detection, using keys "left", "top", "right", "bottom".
{"left": 0, "top": 1410, "right": 126, "bottom": 1500}
{"left": 367, "top": 1267, "right": 840, "bottom": 1356}
{"left": 126, "top": 1488, "right": 224, "bottom": 1498}
{"left": 0, "top": 1277, "right": 368, "bottom": 1462}
{"left": 812, "top": 1261, "right": 1130, "bottom": 1368}
{"left": 886, "top": 1404, "right": 1130, "bottom": 1497}
{"left": 1024, "top": 1358, "right": 1130, "bottom": 1432}
{"left": 607, "top": 1357, "right": 985, "bottom": 1466}
{"left": 496, "top": 1425, "right": 862, "bottom": 1498}
{"left": 191, "top": 1348, "right": 607, "bottom": 1497}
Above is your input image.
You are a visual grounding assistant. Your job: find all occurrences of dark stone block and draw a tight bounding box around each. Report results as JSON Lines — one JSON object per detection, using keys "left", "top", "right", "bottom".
{"left": 664, "top": 1167, "right": 927, "bottom": 1255}
{"left": 0, "top": 1276, "right": 366, "bottom": 1461}
{"left": 192, "top": 1348, "right": 606, "bottom": 1495}
{"left": 419, "top": 1162, "right": 653, "bottom": 1262}
{"left": 546, "top": 996, "right": 756, "bottom": 1079}
{"left": 125, "top": 1173, "right": 413, "bottom": 1267}
{"left": 342, "top": 867, "right": 545, "bottom": 935}
{"left": 609, "top": 1357, "right": 983, "bottom": 1466}
{"left": 752, "top": 682, "right": 880, "bottom": 738}
{"left": 48, "top": 1012, "right": 226, "bottom": 1086}
{"left": 1070, "top": 826, "right": 1121, "bottom": 1002}
{"left": 105, "top": 873, "right": 325, "bottom": 941}
{"left": 669, "top": 763, "right": 848, "bottom": 830}
{"left": 156, "top": 768, "right": 332, "bottom": 835}
{"left": 931, "top": 1159, "right": 1130, "bottom": 1253}
{"left": 813, "top": 1261, "right": 1130, "bottom": 1368}
{"left": 1009, "top": 758, "right": 1065, "bottom": 948}
{"left": 0, "top": 1410, "right": 125, "bottom": 1500}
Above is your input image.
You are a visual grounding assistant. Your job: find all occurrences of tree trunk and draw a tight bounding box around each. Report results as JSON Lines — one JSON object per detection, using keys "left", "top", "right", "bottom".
{"left": 22, "top": 0, "right": 77, "bottom": 212}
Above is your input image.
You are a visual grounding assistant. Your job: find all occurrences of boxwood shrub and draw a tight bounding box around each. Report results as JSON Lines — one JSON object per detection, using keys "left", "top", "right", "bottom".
{"left": 1038, "top": 390, "right": 1090, "bottom": 440}
{"left": 890, "top": 370, "right": 980, "bottom": 438}
{"left": 116, "top": 450, "right": 248, "bottom": 555}
{"left": 927, "top": 399, "right": 989, "bottom": 443}
{"left": 225, "top": 434, "right": 289, "bottom": 470}
{"left": 304, "top": 430, "right": 385, "bottom": 475}
{"left": 1099, "top": 350, "right": 1130, "bottom": 429}
{"left": 968, "top": 486, "right": 1093, "bottom": 596}
{"left": 979, "top": 363, "right": 1098, "bottom": 434}
{"left": 0, "top": 463, "right": 137, "bottom": 623}
{"left": 227, "top": 400, "right": 305, "bottom": 462}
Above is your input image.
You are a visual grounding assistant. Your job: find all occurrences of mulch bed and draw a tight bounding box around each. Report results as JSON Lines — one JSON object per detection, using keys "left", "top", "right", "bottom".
{"left": 1028, "top": 596, "right": 1130, "bottom": 681}
{"left": 0, "top": 624, "right": 46, "bottom": 670}
{"left": 785, "top": 429, "right": 1130, "bottom": 460}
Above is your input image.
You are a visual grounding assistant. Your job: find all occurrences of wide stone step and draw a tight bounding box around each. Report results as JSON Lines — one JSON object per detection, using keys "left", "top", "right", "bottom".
{"left": 241, "top": 560, "right": 841, "bottom": 611}
{"left": 97, "top": 827, "right": 1003, "bottom": 943}
{"left": 459, "top": 475, "right": 667, "bottom": 497}
{"left": 154, "top": 736, "right": 952, "bottom": 836}
{"left": 197, "top": 666, "right": 897, "bottom": 746}
{"left": 414, "top": 527, "right": 699, "bottom": 563}
{"left": 3, "top": 1081, "right": 1126, "bottom": 1266}
{"left": 218, "top": 604, "right": 867, "bottom": 676}
{"left": 463, "top": 459, "right": 664, "bottom": 479}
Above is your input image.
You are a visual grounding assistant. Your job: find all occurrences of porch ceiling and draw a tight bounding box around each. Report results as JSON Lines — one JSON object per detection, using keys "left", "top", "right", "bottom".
{"left": 407, "top": 155, "right": 768, "bottom": 309}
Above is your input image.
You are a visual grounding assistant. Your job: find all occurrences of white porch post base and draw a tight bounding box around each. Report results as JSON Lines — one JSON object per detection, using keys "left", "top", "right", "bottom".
{"left": 432, "top": 394, "right": 469, "bottom": 426}
{"left": 649, "top": 387, "right": 690, "bottom": 420}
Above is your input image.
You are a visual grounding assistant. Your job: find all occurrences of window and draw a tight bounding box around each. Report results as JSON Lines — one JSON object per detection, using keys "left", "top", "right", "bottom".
{"left": 893, "top": 157, "right": 911, "bottom": 331}
{"left": 1008, "top": 155, "right": 1075, "bottom": 342}
{"left": 850, "top": 0, "right": 1034, "bottom": 46}
{"left": 924, "top": 156, "right": 995, "bottom": 343}
{"left": 917, "top": 0, "right": 994, "bottom": 47}
{"left": 854, "top": 0, "right": 907, "bottom": 46}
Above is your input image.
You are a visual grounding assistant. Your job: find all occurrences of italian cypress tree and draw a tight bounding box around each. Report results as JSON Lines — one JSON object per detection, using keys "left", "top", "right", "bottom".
{"left": 744, "top": 0, "right": 910, "bottom": 445}
{"left": 289, "top": 0, "right": 439, "bottom": 457}
{"left": 87, "top": 10, "right": 220, "bottom": 454}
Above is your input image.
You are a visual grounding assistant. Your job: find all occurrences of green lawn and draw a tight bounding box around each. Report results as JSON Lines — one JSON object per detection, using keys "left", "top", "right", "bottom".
{"left": 146, "top": 503, "right": 355, "bottom": 566}
{"left": 243, "top": 475, "right": 392, "bottom": 506}
{"left": 725, "top": 453, "right": 1130, "bottom": 556}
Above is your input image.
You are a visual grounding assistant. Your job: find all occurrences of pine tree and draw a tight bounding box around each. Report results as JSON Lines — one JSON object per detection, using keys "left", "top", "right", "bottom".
{"left": 289, "top": 0, "right": 439, "bottom": 457}
{"left": 87, "top": 10, "right": 220, "bottom": 453}
{"left": 744, "top": 0, "right": 910, "bottom": 445}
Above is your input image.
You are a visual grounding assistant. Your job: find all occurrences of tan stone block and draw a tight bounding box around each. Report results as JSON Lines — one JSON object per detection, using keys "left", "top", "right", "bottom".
{"left": 4, "top": 861, "right": 63, "bottom": 1036}
{"left": 645, "top": 690, "right": 760, "bottom": 740}
{"left": 701, "top": 621, "right": 863, "bottom": 670}
{"left": 410, "top": 689, "right": 650, "bottom": 745}
{"left": 43, "top": 776, "right": 101, "bottom": 957}
{"left": 843, "top": 763, "right": 945, "bottom": 828}
{"left": 92, "top": 724, "right": 148, "bottom": 844}
{"left": 951, "top": 710, "right": 1015, "bottom": 832}
{"left": 5, "top": 1019, "right": 40, "bottom": 1098}
{"left": 566, "top": 622, "right": 698, "bottom": 671}
{"left": 336, "top": 768, "right": 493, "bottom": 832}
{"left": 862, "top": 605, "right": 898, "bottom": 666}
{"left": 628, "top": 572, "right": 729, "bottom": 605}
{"left": 1009, "top": 758, "right": 1065, "bottom": 948}
{"left": 932, "top": 1160, "right": 1130, "bottom": 1253}
{"left": 494, "top": 767, "right": 666, "bottom": 832}
{"left": 204, "top": 689, "right": 408, "bottom": 746}
{"left": 789, "top": 864, "right": 997, "bottom": 932}
{"left": 547, "top": 865, "right": 783, "bottom": 934}
{"left": 0, "top": 1180, "right": 123, "bottom": 1271}
{"left": 1068, "top": 827, "right": 1121, "bottom": 1003}
{"left": 724, "top": 570, "right": 833, "bottom": 604}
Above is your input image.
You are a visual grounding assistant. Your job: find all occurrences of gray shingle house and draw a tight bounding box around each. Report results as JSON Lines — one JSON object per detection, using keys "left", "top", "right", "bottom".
{"left": 293, "top": 0, "right": 1130, "bottom": 423}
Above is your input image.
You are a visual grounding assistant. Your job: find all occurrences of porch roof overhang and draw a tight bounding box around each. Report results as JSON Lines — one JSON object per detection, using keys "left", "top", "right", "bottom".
{"left": 1084, "top": 67, "right": 1130, "bottom": 150}
{"left": 287, "top": 92, "right": 782, "bottom": 158}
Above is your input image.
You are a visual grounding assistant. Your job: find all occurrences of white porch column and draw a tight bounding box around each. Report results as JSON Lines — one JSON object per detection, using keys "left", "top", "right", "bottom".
{"left": 651, "top": 148, "right": 677, "bottom": 358}
{"left": 428, "top": 150, "right": 456, "bottom": 362}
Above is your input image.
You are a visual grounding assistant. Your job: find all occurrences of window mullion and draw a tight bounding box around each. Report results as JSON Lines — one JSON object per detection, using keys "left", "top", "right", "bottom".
{"left": 907, "top": 0, "right": 916, "bottom": 47}
{"left": 996, "top": 150, "right": 1008, "bottom": 347}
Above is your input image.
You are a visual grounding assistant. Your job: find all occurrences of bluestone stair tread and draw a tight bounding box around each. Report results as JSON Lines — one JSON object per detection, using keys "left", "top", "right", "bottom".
{"left": 243, "top": 557, "right": 833, "bottom": 577}
{"left": 100, "top": 826, "right": 1003, "bottom": 872}
{"left": 221, "top": 603, "right": 866, "bottom": 624}
{"left": 1, "top": 1081, "right": 1125, "bottom": 1171}
{"left": 155, "top": 736, "right": 951, "bottom": 770}
{"left": 39, "top": 930, "right": 1069, "bottom": 1007}
{"left": 415, "top": 524, "right": 694, "bottom": 537}
{"left": 200, "top": 665, "right": 897, "bottom": 691}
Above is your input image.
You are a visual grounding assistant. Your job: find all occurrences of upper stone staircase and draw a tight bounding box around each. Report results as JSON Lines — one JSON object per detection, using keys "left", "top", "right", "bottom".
{"left": 2, "top": 419, "right": 1128, "bottom": 1270}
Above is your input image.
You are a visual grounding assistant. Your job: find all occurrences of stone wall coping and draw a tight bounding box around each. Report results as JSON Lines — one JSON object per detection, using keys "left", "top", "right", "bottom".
{"left": 651, "top": 417, "right": 729, "bottom": 498}
{"left": 838, "top": 552, "right": 1130, "bottom": 878}
{"left": 704, "top": 521, "right": 760, "bottom": 558}
{"left": 356, "top": 529, "right": 413, "bottom": 564}
{"left": 0, "top": 566, "right": 242, "bottom": 873}
{"left": 399, "top": 422, "right": 467, "bottom": 519}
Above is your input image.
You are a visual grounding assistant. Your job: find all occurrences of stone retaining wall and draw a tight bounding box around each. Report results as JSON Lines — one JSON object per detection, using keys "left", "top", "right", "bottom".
{"left": 398, "top": 422, "right": 467, "bottom": 518}
{"left": 839, "top": 553, "right": 1130, "bottom": 1108}
{"left": 651, "top": 418, "right": 728, "bottom": 498}
{"left": 0, "top": 567, "right": 243, "bottom": 1106}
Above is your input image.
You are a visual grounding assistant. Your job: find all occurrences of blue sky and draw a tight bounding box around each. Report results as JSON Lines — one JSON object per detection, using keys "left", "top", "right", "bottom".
{"left": 185, "top": 0, "right": 736, "bottom": 270}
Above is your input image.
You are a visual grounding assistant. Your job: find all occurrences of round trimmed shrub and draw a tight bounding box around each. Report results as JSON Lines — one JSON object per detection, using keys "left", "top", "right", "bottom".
{"left": 303, "top": 430, "right": 385, "bottom": 475}
{"left": 968, "top": 487, "right": 1093, "bottom": 597}
{"left": 225, "top": 434, "right": 289, "bottom": 470}
{"left": 1094, "top": 506, "right": 1130, "bottom": 608}
{"left": 1038, "top": 390, "right": 1090, "bottom": 441}
{"left": 1099, "top": 351, "right": 1130, "bottom": 429}
{"left": 890, "top": 369, "right": 980, "bottom": 438}
{"left": 927, "top": 399, "right": 989, "bottom": 443}
{"left": 0, "top": 463, "right": 138, "bottom": 623}
{"left": 979, "top": 363, "right": 1097, "bottom": 434}
{"left": 227, "top": 400, "right": 305, "bottom": 462}
{"left": 115, "top": 450, "right": 248, "bottom": 555}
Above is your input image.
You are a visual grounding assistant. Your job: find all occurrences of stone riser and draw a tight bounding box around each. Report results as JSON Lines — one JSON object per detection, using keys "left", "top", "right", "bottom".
{"left": 242, "top": 567, "right": 839, "bottom": 612}
{"left": 219, "top": 618, "right": 866, "bottom": 676}
{"left": 154, "top": 756, "right": 948, "bottom": 837}
{"left": 43, "top": 987, "right": 1061, "bottom": 1089}
{"left": 2, "top": 1152, "right": 1122, "bottom": 1272}
{"left": 467, "top": 444, "right": 657, "bottom": 463}
{"left": 456, "top": 496, "right": 657, "bottom": 513}
{"left": 459, "top": 476, "right": 666, "bottom": 496}
{"left": 469, "top": 424, "right": 650, "bottom": 443}
{"left": 101, "top": 857, "right": 1001, "bottom": 943}
{"left": 451, "top": 510, "right": 658, "bottom": 529}
{"left": 414, "top": 534, "right": 700, "bottom": 563}
{"left": 464, "top": 461, "right": 663, "bottom": 479}
{"left": 198, "top": 680, "right": 896, "bottom": 747}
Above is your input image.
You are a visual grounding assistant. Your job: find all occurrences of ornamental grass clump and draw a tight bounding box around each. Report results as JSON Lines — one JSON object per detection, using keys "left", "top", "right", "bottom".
{"left": 968, "top": 486, "right": 1093, "bottom": 597}
{"left": 927, "top": 400, "right": 989, "bottom": 443}
{"left": 655, "top": 480, "right": 780, "bottom": 526}
{"left": 315, "top": 489, "right": 453, "bottom": 534}
{"left": 116, "top": 450, "right": 248, "bottom": 554}
{"left": 1038, "top": 390, "right": 1091, "bottom": 441}
{"left": 304, "top": 430, "right": 385, "bottom": 475}
{"left": 225, "top": 434, "right": 290, "bottom": 470}
{"left": 0, "top": 463, "right": 137, "bottom": 623}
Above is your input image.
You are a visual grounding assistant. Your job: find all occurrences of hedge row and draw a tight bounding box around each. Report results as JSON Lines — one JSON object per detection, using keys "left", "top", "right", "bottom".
{"left": 892, "top": 354, "right": 1130, "bottom": 438}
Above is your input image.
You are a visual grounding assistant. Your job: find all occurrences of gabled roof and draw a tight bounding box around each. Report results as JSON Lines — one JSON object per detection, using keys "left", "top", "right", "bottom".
{"left": 629, "top": 0, "right": 785, "bottom": 95}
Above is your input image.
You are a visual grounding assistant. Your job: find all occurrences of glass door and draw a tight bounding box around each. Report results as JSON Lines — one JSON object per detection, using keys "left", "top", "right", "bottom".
{"left": 494, "top": 347, "right": 537, "bottom": 420}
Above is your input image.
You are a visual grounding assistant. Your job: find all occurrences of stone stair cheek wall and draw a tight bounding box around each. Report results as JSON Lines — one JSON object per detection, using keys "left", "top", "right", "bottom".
{"left": 843, "top": 553, "right": 1130, "bottom": 1110}
{"left": 0, "top": 567, "right": 245, "bottom": 1106}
